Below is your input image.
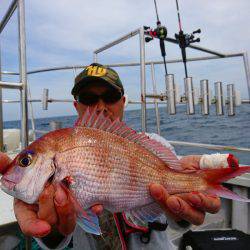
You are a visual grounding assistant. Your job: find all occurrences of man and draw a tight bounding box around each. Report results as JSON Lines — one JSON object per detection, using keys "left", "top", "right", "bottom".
{"left": 0, "top": 63, "right": 221, "bottom": 249}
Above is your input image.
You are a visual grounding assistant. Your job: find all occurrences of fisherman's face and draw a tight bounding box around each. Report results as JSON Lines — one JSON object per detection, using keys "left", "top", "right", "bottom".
{"left": 74, "top": 83, "right": 125, "bottom": 121}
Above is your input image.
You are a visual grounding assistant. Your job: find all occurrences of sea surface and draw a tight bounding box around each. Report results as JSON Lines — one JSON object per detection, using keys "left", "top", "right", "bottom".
{"left": 4, "top": 104, "right": 250, "bottom": 164}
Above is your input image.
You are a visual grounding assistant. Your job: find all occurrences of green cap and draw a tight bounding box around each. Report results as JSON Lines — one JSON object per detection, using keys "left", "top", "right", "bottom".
{"left": 71, "top": 63, "right": 124, "bottom": 98}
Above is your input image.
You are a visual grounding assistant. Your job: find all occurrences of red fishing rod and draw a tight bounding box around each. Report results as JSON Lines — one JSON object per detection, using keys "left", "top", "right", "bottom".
{"left": 174, "top": 0, "right": 201, "bottom": 78}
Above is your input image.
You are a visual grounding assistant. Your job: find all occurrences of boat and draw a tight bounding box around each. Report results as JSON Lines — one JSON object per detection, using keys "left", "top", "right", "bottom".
{"left": 0, "top": 0, "right": 249, "bottom": 249}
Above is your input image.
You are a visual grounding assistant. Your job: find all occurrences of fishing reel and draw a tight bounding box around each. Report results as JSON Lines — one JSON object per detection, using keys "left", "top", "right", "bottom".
{"left": 144, "top": 22, "right": 168, "bottom": 64}
{"left": 175, "top": 29, "right": 201, "bottom": 49}
{"left": 144, "top": 22, "right": 168, "bottom": 43}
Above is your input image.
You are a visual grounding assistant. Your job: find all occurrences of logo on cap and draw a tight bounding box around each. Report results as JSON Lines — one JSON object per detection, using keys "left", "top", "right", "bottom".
{"left": 86, "top": 65, "right": 107, "bottom": 77}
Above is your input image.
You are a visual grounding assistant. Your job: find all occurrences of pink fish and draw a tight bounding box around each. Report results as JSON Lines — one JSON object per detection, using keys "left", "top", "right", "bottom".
{"left": 1, "top": 108, "right": 250, "bottom": 235}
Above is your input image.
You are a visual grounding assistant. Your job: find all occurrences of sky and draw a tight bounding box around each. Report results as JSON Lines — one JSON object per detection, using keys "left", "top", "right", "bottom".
{"left": 0, "top": 0, "right": 250, "bottom": 121}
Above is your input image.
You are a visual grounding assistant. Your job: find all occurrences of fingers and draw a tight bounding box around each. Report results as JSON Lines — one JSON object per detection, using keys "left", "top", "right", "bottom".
{"left": 149, "top": 184, "right": 181, "bottom": 221}
{"left": 14, "top": 183, "right": 78, "bottom": 238}
{"left": 166, "top": 195, "right": 205, "bottom": 225}
{"left": 14, "top": 199, "right": 51, "bottom": 237}
{"left": 179, "top": 155, "right": 201, "bottom": 170}
{"left": 91, "top": 204, "right": 104, "bottom": 216}
{"left": 54, "top": 184, "right": 76, "bottom": 236}
{"left": 0, "top": 152, "right": 12, "bottom": 174}
{"left": 149, "top": 184, "right": 207, "bottom": 226}
{"left": 183, "top": 192, "right": 221, "bottom": 214}
{"left": 38, "top": 184, "right": 58, "bottom": 225}
{"left": 168, "top": 192, "right": 221, "bottom": 225}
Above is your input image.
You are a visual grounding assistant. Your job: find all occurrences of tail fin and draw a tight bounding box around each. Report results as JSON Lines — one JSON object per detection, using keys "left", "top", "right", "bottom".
{"left": 200, "top": 166, "right": 250, "bottom": 184}
{"left": 200, "top": 166, "right": 250, "bottom": 202}
{"left": 207, "top": 184, "right": 250, "bottom": 202}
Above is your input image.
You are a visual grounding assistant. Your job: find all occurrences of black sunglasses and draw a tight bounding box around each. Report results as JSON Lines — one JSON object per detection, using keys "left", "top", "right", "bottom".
{"left": 77, "top": 90, "right": 123, "bottom": 105}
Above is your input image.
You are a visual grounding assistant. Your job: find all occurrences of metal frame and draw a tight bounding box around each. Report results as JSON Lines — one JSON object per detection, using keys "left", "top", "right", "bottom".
{"left": 2, "top": 53, "right": 250, "bottom": 131}
{"left": 0, "top": 43, "right": 3, "bottom": 152}
{"left": 165, "top": 37, "right": 226, "bottom": 57}
{"left": 150, "top": 63, "right": 161, "bottom": 135}
{"left": 92, "top": 28, "right": 250, "bottom": 132}
{"left": 0, "top": 0, "right": 29, "bottom": 151}
{"left": 93, "top": 32, "right": 249, "bottom": 131}
{"left": 0, "top": 0, "right": 18, "bottom": 33}
{"left": 0, "top": 4, "right": 250, "bottom": 238}
{"left": 0, "top": 1, "right": 30, "bottom": 248}
{"left": 93, "top": 28, "right": 148, "bottom": 131}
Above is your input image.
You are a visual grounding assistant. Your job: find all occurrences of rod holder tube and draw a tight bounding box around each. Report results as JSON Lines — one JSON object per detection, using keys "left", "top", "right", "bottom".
{"left": 166, "top": 74, "right": 176, "bottom": 114}
{"left": 227, "top": 84, "right": 235, "bottom": 116}
{"left": 184, "top": 77, "right": 195, "bottom": 115}
{"left": 42, "top": 88, "right": 49, "bottom": 110}
{"left": 214, "top": 82, "right": 224, "bottom": 115}
{"left": 200, "top": 79, "right": 209, "bottom": 115}
{"left": 235, "top": 90, "right": 241, "bottom": 106}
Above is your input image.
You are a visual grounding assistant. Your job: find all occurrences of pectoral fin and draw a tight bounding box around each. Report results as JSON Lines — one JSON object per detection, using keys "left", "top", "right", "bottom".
{"left": 59, "top": 178, "right": 101, "bottom": 235}
{"left": 124, "top": 202, "right": 164, "bottom": 228}
{"left": 77, "top": 209, "right": 101, "bottom": 235}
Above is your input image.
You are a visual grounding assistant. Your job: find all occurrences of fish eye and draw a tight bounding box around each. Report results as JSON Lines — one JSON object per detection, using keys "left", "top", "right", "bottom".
{"left": 19, "top": 154, "right": 32, "bottom": 168}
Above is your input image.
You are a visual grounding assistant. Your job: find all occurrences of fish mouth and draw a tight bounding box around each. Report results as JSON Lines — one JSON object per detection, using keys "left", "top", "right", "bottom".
{"left": 0, "top": 177, "right": 16, "bottom": 190}
{"left": 43, "top": 168, "right": 56, "bottom": 188}
{"left": 46, "top": 172, "right": 55, "bottom": 186}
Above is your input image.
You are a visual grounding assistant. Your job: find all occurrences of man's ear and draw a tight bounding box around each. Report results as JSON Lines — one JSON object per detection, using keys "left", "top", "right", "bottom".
{"left": 73, "top": 100, "right": 80, "bottom": 115}
{"left": 123, "top": 94, "right": 128, "bottom": 107}
{"left": 73, "top": 100, "right": 77, "bottom": 109}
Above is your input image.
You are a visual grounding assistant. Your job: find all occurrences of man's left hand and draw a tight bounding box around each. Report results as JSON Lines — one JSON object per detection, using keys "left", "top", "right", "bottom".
{"left": 149, "top": 155, "right": 221, "bottom": 226}
{"left": 149, "top": 184, "right": 221, "bottom": 225}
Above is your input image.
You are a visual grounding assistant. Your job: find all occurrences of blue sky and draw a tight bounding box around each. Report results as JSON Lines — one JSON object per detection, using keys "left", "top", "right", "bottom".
{"left": 0, "top": 0, "right": 250, "bottom": 121}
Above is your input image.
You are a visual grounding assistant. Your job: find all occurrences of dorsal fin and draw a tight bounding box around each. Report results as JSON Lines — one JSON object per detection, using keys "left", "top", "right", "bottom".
{"left": 74, "top": 107, "right": 181, "bottom": 169}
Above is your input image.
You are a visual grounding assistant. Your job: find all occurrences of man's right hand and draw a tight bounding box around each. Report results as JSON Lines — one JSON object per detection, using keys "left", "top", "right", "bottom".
{"left": 0, "top": 152, "right": 103, "bottom": 238}
{"left": 0, "top": 152, "right": 11, "bottom": 173}
{"left": 0, "top": 152, "right": 77, "bottom": 238}
{"left": 14, "top": 184, "right": 77, "bottom": 237}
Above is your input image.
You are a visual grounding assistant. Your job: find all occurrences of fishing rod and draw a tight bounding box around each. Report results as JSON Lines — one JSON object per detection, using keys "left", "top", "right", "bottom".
{"left": 174, "top": 0, "right": 201, "bottom": 78}
{"left": 144, "top": 0, "right": 168, "bottom": 75}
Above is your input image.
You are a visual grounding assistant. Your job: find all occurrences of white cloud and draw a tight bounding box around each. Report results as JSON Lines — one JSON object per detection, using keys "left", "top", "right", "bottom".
{"left": 0, "top": 0, "right": 250, "bottom": 120}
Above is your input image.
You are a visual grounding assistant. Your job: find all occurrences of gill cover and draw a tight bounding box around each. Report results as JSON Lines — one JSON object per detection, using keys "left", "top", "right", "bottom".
{"left": 0, "top": 149, "right": 56, "bottom": 204}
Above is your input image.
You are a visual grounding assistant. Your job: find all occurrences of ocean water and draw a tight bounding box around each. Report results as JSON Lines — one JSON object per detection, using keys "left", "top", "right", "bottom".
{"left": 4, "top": 104, "right": 250, "bottom": 164}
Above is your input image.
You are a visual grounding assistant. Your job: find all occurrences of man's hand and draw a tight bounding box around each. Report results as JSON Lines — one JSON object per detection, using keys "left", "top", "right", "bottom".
{"left": 14, "top": 184, "right": 77, "bottom": 237}
{"left": 149, "top": 184, "right": 221, "bottom": 225}
{"left": 0, "top": 152, "right": 12, "bottom": 174}
{"left": 149, "top": 155, "right": 221, "bottom": 226}
{"left": 0, "top": 152, "right": 102, "bottom": 238}
{"left": 14, "top": 184, "right": 103, "bottom": 238}
{"left": 0, "top": 152, "right": 76, "bottom": 237}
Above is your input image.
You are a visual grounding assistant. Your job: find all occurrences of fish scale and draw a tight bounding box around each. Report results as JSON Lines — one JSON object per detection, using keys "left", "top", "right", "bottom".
{"left": 52, "top": 129, "right": 200, "bottom": 211}
{"left": 1, "top": 109, "right": 250, "bottom": 236}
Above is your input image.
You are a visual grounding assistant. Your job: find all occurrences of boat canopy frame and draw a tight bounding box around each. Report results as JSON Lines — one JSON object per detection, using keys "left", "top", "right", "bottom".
{"left": 1, "top": 0, "right": 250, "bottom": 150}
{"left": 1, "top": 1, "right": 250, "bottom": 246}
